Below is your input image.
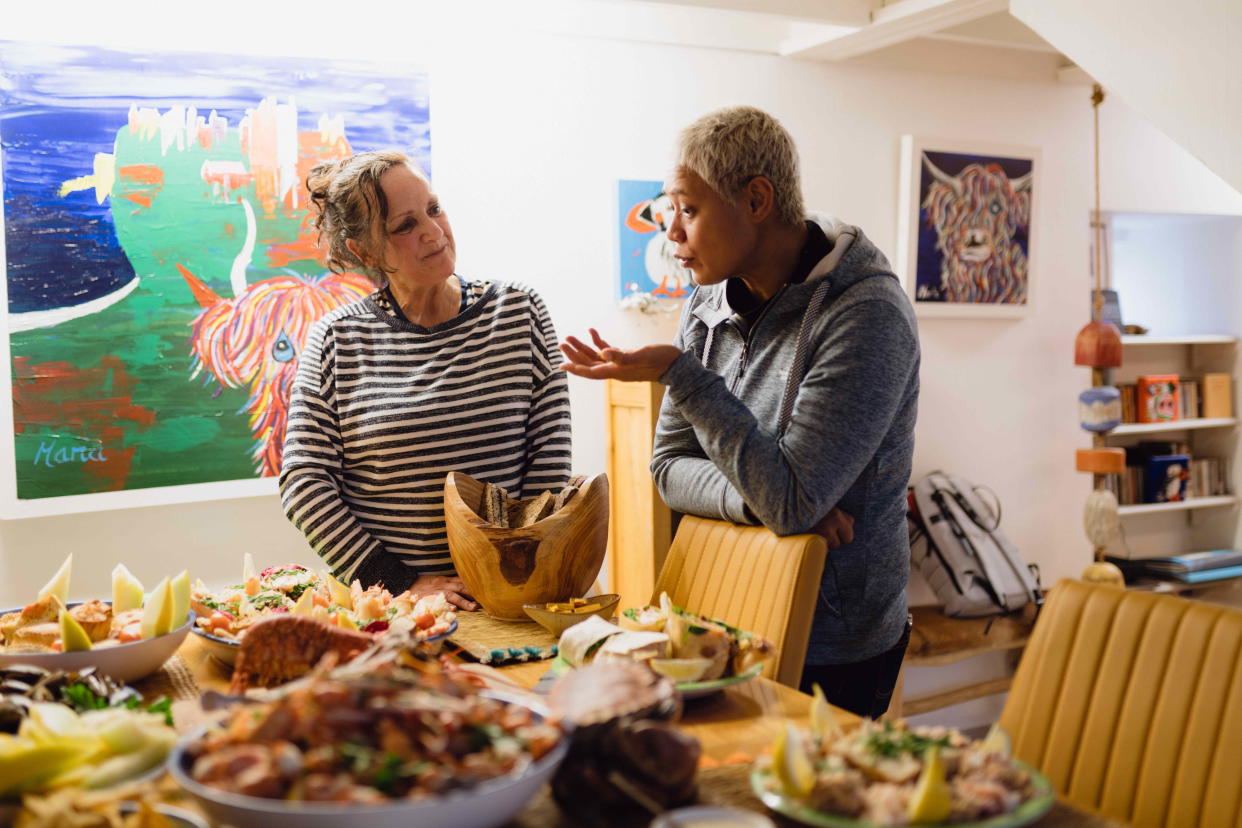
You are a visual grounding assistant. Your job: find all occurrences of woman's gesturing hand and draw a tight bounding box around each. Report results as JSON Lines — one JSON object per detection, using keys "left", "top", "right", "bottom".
{"left": 410, "top": 574, "right": 478, "bottom": 611}
{"left": 559, "top": 328, "right": 681, "bottom": 383}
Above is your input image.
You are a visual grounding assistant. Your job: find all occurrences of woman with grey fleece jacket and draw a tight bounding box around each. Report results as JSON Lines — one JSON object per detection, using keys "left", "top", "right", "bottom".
{"left": 650, "top": 213, "right": 919, "bottom": 672}
{"left": 561, "top": 106, "right": 919, "bottom": 717}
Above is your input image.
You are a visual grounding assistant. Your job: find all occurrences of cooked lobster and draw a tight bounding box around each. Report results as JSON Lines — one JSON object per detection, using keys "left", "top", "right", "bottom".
{"left": 228, "top": 615, "right": 373, "bottom": 693}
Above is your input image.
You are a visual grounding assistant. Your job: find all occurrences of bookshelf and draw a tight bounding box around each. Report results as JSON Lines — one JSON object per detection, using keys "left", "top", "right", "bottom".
{"left": 1120, "top": 334, "right": 1237, "bottom": 346}
{"left": 1117, "top": 495, "right": 1237, "bottom": 516}
{"left": 1111, "top": 417, "right": 1237, "bottom": 436}
{"left": 1104, "top": 335, "right": 1238, "bottom": 573}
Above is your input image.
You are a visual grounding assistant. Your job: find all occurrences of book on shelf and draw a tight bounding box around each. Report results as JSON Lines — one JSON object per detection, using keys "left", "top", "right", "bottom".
{"left": 1143, "top": 454, "right": 1190, "bottom": 503}
{"left": 1137, "top": 374, "right": 1180, "bottom": 424}
{"left": 1118, "top": 383, "right": 1137, "bottom": 423}
{"left": 1107, "top": 552, "right": 1242, "bottom": 582}
{"left": 1180, "top": 379, "right": 1199, "bottom": 419}
{"left": 1141, "top": 549, "right": 1242, "bottom": 573}
{"left": 1202, "top": 373, "right": 1233, "bottom": 419}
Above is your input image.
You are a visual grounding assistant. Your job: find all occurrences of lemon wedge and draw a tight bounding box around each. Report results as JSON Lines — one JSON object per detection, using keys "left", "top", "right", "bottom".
{"left": 322, "top": 570, "right": 353, "bottom": 610}
{"left": 771, "top": 721, "right": 816, "bottom": 799}
{"left": 980, "top": 722, "right": 1012, "bottom": 758}
{"left": 908, "top": 746, "right": 953, "bottom": 824}
{"left": 291, "top": 588, "right": 316, "bottom": 616}
{"left": 649, "top": 657, "right": 713, "bottom": 683}
{"left": 59, "top": 609, "right": 93, "bottom": 652}
{"left": 810, "top": 684, "right": 842, "bottom": 744}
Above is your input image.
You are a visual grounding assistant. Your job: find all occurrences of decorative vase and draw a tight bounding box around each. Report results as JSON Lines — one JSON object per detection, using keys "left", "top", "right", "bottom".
{"left": 1078, "top": 386, "right": 1122, "bottom": 433}
{"left": 444, "top": 471, "right": 609, "bottom": 621}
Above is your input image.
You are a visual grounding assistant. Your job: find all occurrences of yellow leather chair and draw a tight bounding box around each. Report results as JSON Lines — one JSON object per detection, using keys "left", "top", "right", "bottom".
{"left": 650, "top": 514, "right": 827, "bottom": 688}
{"left": 999, "top": 578, "right": 1242, "bottom": 828}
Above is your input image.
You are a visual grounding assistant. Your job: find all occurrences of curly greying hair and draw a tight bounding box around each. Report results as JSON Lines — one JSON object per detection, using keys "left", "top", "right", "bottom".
{"left": 306, "top": 149, "right": 421, "bottom": 280}
{"left": 676, "top": 106, "right": 804, "bottom": 226}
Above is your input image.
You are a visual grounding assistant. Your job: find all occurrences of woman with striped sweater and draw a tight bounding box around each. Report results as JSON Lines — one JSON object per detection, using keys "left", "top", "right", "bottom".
{"left": 279, "top": 151, "right": 572, "bottom": 608}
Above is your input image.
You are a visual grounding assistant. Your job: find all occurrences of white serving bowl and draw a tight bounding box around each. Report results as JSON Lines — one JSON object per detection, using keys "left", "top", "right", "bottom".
{"left": 168, "top": 690, "right": 566, "bottom": 828}
{"left": 0, "top": 607, "right": 194, "bottom": 684}
{"left": 192, "top": 617, "right": 458, "bottom": 668}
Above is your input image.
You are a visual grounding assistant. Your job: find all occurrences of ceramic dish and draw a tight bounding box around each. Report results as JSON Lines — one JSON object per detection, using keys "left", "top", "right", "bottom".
{"left": 168, "top": 690, "right": 567, "bottom": 828}
{"left": 750, "top": 761, "right": 1055, "bottom": 828}
{"left": 0, "top": 609, "right": 194, "bottom": 684}
{"left": 675, "top": 661, "right": 764, "bottom": 700}
{"left": 522, "top": 594, "right": 621, "bottom": 636}
{"left": 193, "top": 617, "right": 459, "bottom": 668}
{"left": 549, "top": 656, "right": 762, "bottom": 700}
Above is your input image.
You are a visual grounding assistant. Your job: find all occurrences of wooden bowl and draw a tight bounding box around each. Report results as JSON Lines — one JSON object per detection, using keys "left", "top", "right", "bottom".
{"left": 523, "top": 594, "right": 621, "bottom": 636}
{"left": 445, "top": 472, "right": 609, "bottom": 621}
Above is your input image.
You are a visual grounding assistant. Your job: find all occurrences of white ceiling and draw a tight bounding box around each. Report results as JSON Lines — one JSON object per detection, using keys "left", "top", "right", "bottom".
{"left": 544, "top": 0, "right": 1082, "bottom": 83}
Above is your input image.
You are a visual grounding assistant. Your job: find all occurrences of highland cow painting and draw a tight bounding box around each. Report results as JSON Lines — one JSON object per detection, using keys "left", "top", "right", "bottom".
{"left": 897, "top": 137, "right": 1038, "bottom": 318}
{"left": 0, "top": 41, "right": 430, "bottom": 515}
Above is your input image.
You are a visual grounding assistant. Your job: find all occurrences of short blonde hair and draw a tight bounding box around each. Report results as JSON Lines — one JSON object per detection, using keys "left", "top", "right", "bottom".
{"left": 677, "top": 106, "right": 804, "bottom": 226}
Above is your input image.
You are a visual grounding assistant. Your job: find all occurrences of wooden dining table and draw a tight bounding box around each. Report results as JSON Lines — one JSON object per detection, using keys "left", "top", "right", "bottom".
{"left": 159, "top": 633, "right": 1119, "bottom": 827}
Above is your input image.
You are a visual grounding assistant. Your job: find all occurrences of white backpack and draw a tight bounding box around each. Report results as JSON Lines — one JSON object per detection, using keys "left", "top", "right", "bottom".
{"left": 907, "top": 471, "right": 1042, "bottom": 618}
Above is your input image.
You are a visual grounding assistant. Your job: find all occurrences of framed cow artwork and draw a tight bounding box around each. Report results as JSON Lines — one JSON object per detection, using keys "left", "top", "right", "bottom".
{"left": 896, "top": 136, "right": 1039, "bottom": 318}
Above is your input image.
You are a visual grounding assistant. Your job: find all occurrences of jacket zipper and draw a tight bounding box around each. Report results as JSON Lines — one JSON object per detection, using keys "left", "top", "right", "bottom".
{"left": 729, "top": 284, "right": 786, "bottom": 394}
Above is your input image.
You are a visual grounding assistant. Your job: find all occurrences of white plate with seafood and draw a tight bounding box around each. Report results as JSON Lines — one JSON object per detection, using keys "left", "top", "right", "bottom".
{"left": 191, "top": 560, "right": 457, "bottom": 655}
{"left": 551, "top": 593, "right": 775, "bottom": 698}
{"left": 168, "top": 663, "right": 567, "bottom": 828}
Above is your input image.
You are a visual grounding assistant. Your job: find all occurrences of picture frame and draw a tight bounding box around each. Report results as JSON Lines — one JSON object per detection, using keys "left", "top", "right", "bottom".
{"left": 896, "top": 136, "right": 1040, "bottom": 318}
{"left": 0, "top": 40, "right": 430, "bottom": 518}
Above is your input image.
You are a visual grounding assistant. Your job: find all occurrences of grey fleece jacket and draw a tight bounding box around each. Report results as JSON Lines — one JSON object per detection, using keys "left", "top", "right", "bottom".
{"left": 651, "top": 214, "right": 919, "bottom": 666}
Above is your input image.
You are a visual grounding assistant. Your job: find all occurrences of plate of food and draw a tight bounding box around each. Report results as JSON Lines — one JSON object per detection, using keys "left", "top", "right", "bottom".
{"left": 190, "top": 556, "right": 458, "bottom": 666}
{"left": 0, "top": 664, "right": 178, "bottom": 806}
{"left": 752, "top": 704, "right": 1054, "bottom": 828}
{"left": 169, "top": 652, "right": 567, "bottom": 828}
{"left": 553, "top": 593, "right": 774, "bottom": 699}
{"left": 0, "top": 556, "right": 194, "bottom": 684}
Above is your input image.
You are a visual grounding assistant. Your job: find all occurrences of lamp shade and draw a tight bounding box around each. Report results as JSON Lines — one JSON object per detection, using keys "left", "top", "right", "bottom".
{"left": 1074, "top": 320, "right": 1123, "bottom": 367}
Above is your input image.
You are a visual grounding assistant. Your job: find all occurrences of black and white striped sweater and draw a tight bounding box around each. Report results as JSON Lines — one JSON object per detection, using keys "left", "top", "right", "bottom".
{"left": 279, "top": 279, "right": 572, "bottom": 591}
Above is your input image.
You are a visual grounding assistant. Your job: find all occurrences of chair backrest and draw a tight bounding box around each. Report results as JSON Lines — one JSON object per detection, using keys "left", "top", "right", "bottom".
{"left": 650, "top": 514, "right": 827, "bottom": 687}
{"left": 999, "top": 578, "right": 1242, "bottom": 828}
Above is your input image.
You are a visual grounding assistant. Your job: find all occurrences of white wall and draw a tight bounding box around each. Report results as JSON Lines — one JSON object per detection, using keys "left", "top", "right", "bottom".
{"left": 1111, "top": 214, "right": 1242, "bottom": 338}
{"left": 2, "top": 5, "right": 1241, "bottom": 688}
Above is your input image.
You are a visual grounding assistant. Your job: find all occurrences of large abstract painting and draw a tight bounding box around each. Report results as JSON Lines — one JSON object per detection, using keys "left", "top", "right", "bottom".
{"left": 0, "top": 41, "right": 430, "bottom": 512}
{"left": 897, "top": 136, "right": 1038, "bottom": 318}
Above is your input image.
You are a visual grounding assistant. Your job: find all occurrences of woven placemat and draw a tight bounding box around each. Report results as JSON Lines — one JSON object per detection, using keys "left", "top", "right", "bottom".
{"left": 137, "top": 654, "right": 200, "bottom": 702}
{"left": 448, "top": 610, "right": 559, "bottom": 665}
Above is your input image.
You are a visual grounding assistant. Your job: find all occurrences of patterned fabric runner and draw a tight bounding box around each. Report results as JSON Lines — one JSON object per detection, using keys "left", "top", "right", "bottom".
{"left": 448, "top": 610, "right": 560, "bottom": 665}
